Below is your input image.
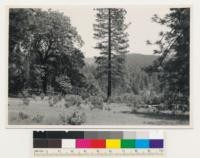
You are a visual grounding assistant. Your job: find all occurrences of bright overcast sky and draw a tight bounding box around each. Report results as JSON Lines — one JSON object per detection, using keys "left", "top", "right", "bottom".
{"left": 44, "top": 6, "right": 170, "bottom": 57}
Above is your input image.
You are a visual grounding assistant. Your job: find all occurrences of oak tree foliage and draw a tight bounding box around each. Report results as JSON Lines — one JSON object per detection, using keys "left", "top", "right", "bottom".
{"left": 9, "top": 9, "right": 85, "bottom": 95}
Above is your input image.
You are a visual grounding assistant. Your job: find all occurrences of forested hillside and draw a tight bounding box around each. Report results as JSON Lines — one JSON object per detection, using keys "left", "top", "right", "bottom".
{"left": 85, "top": 53, "right": 158, "bottom": 68}
{"left": 84, "top": 53, "right": 159, "bottom": 97}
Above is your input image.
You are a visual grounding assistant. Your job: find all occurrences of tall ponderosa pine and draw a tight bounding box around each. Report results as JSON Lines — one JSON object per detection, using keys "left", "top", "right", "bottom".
{"left": 145, "top": 8, "right": 190, "bottom": 108}
{"left": 93, "top": 8, "right": 130, "bottom": 99}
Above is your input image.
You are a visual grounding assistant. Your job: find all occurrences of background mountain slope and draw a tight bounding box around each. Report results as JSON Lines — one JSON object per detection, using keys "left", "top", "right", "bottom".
{"left": 85, "top": 53, "right": 159, "bottom": 69}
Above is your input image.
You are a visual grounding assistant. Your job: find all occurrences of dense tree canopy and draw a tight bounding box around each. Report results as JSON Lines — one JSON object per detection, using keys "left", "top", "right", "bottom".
{"left": 145, "top": 8, "right": 190, "bottom": 107}
{"left": 9, "top": 9, "right": 85, "bottom": 95}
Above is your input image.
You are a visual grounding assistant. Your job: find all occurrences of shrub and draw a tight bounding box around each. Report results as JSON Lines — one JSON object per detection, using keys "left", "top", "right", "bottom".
{"left": 18, "top": 93, "right": 23, "bottom": 98}
{"left": 103, "top": 104, "right": 111, "bottom": 111}
{"left": 67, "top": 110, "right": 87, "bottom": 125}
{"left": 157, "top": 103, "right": 166, "bottom": 111}
{"left": 107, "top": 96, "right": 115, "bottom": 103}
{"left": 147, "top": 105, "right": 159, "bottom": 114}
{"left": 47, "top": 95, "right": 59, "bottom": 107}
{"left": 126, "top": 95, "right": 144, "bottom": 113}
{"left": 55, "top": 75, "right": 72, "bottom": 95}
{"left": 64, "top": 95, "right": 83, "bottom": 107}
{"left": 58, "top": 95, "right": 63, "bottom": 101}
{"left": 123, "top": 93, "right": 133, "bottom": 102}
{"left": 32, "top": 114, "right": 44, "bottom": 123}
{"left": 53, "top": 95, "right": 59, "bottom": 104}
{"left": 22, "top": 97, "right": 30, "bottom": 106}
{"left": 22, "top": 89, "right": 29, "bottom": 97}
{"left": 40, "top": 93, "right": 45, "bottom": 100}
{"left": 32, "top": 94, "right": 37, "bottom": 100}
{"left": 18, "top": 112, "right": 29, "bottom": 120}
{"left": 48, "top": 99, "right": 54, "bottom": 107}
{"left": 48, "top": 95, "right": 54, "bottom": 100}
{"left": 59, "top": 110, "right": 87, "bottom": 125}
{"left": 142, "top": 91, "right": 162, "bottom": 105}
{"left": 64, "top": 102, "right": 70, "bottom": 108}
{"left": 142, "top": 92, "right": 150, "bottom": 104}
{"left": 109, "top": 93, "right": 135, "bottom": 104}
{"left": 151, "top": 94, "right": 162, "bottom": 105}
{"left": 73, "top": 96, "right": 82, "bottom": 107}
{"left": 78, "top": 89, "right": 89, "bottom": 100}
{"left": 88, "top": 96, "right": 103, "bottom": 110}
{"left": 98, "top": 92, "right": 107, "bottom": 102}
{"left": 48, "top": 95, "right": 65, "bottom": 107}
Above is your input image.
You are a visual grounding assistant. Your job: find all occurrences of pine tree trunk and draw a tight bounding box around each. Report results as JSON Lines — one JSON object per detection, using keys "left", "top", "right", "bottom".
{"left": 42, "top": 72, "right": 47, "bottom": 94}
{"left": 107, "top": 8, "right": 112, "bottom": 100}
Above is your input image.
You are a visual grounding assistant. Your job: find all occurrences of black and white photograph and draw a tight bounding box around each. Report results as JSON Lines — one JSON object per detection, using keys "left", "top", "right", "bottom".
{"left": 8, "top": 6, "right": 190, "bottom": 126}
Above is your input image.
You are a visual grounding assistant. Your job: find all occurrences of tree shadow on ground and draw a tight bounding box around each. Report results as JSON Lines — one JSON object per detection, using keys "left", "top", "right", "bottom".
{"left": 121, "top": 110, "right": 189, "bottom": 121}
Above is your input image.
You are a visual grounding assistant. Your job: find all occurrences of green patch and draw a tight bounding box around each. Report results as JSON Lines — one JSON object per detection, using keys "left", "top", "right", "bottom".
{"left": 121, "top": 139, "right": 135, "bottom": 148}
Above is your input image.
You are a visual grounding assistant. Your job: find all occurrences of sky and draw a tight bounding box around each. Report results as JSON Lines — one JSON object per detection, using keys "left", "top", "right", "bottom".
{"left": 44, "top": 6, "right": 171, "bottom": 57}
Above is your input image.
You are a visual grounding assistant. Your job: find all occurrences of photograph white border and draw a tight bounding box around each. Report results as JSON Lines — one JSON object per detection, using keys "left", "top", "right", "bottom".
{"left": 5, "top": 2, "right": 193, "bottom": 129}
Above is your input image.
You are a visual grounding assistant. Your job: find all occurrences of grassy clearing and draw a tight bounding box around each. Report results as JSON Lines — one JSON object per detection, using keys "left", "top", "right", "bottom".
{"left": 8, "top": 97, "right": 189, "bottom": 125}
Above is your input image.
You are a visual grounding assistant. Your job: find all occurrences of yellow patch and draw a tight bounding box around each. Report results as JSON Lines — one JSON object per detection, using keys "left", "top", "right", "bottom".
{"left": 106, "top": 139, "right": 121, "bottom": 148}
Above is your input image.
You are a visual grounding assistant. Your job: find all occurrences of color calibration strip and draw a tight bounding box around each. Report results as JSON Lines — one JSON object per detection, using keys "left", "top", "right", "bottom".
{"left": 33, "top": 131, "right": 165, "bottom": 157}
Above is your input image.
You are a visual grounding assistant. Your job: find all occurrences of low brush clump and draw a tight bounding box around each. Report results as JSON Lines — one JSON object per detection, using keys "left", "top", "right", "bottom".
{"left": 18, "top": 112, "right": 29, "bottom": 120}
{"left": 67, "top": 110, "right": 86, "bottom": 125}
{"left": 88, "top": 96, "right": 103, "bottom": 110}
{"left": 107, "top": 93, "right": 136, "bottom": 104}
{"left": 59, "top": 109, "right": 86, "bottom": 125}
{"left": 32, "top": 94, "right": 37, "bottom": 101}
{"left": 32, "top": 114, "right": 44, "bottom": 123}
{"left": 22, "top": 97, "right": 30, "bottom": 106}
{"left": 40, "top": 93, "right": 45, "bottom": 100}
{"left": 48, "top": 99, "right": 54, "bottom": 107}
{"left": 64, "top": 95, "right": 83, "bottom": 108}
{"left": 48, "top": 95, "right": 63, "bottom": 107}
{"left": 126, "top": 95, "right": 144, "bottom": 113}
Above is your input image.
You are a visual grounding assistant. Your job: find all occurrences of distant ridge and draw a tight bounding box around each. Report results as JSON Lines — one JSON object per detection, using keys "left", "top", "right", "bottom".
{"left": 125, "top": 53, "right": 159, "bottom": 69}
{"left": 85, "top": 53, "right": 159, "bottom": 68}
